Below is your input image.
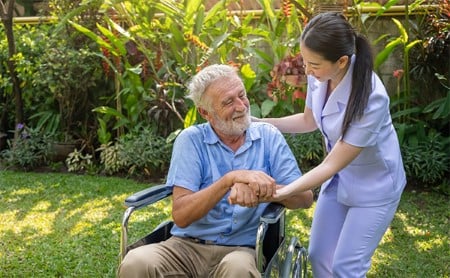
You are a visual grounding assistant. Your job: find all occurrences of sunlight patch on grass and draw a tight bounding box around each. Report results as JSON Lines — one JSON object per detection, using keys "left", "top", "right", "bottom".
{"left": 415, "top": 236, "right": 445, "bottom": 251}
{"left": 69, "top": 199, "right": 116, "bottom": 235}
{"left": 6, "top": 187, "right": 41, "bottom": 202}
{"left": 1, "top": 204, "right": 58, "bottom": 240}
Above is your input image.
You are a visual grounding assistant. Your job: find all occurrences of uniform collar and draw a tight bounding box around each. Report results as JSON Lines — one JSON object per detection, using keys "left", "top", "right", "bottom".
{"left": 322, "top": 54, "right": 355, "bottom": 116}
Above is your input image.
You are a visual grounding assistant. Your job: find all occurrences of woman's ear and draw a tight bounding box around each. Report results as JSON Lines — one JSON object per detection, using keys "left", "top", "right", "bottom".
{"left": 337, "top": 55, "right": 349, "bottom": 69}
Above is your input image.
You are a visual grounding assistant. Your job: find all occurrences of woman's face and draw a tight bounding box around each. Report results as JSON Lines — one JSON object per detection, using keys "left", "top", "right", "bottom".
{"left": 300, "top": 42, "right": 349, "bottom": 84}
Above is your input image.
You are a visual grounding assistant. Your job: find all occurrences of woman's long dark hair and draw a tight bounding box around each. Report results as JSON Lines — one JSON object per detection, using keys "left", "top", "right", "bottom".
{"left": 301, "top": 12, "right": 374, "bottom": 137}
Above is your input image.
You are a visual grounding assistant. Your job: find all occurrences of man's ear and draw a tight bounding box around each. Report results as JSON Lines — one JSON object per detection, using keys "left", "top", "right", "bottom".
{"left": 198, "top": 107, "right": 209, "bottom": 120}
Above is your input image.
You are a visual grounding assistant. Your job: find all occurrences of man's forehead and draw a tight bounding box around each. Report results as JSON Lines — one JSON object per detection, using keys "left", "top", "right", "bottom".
{"left": 206, "top": 75, "right": 242, "bottom": 97}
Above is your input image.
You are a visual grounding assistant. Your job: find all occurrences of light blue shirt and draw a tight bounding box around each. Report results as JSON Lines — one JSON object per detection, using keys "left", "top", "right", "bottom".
{"left": 166, "top": 122, "right": 302, "bottom": 246}
{"left": 306, "top": 55, "right": 406, "bottom": 206}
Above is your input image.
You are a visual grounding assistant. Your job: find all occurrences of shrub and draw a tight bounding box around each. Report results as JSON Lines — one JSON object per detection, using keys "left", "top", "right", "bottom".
{"left": 401, "top": 131, "right": 450, "bottom": 189}
{"left": 0, "top": 125, "right": 52, "bottom": 170}
{"left": 65, "top": 147, "right": 94, "bottom": 173}
{"left": 284, "top": 130, "right": 324, "bottom": 172}
{"left": 97, "top": 127, "right": 173, "bottom": 178}
{"left": 118, "top": 128, "right": 173, "bottom": 177}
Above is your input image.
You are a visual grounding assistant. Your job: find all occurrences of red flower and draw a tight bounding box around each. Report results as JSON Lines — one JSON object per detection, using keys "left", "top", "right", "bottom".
{"left": 292, "top": 89, "right": 306, "bottom": 101}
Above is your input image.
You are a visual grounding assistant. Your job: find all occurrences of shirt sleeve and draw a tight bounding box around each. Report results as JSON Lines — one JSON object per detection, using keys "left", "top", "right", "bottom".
{"left": 165, "top": 127, "right": 203, "bottom": 191}
{"left": 261, "top": 124, "right": 302, "bottom": 185}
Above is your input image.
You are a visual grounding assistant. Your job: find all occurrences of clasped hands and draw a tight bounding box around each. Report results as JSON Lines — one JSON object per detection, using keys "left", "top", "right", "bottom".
{"left": 227, "top": 170, "right": 278, "bottom": 207}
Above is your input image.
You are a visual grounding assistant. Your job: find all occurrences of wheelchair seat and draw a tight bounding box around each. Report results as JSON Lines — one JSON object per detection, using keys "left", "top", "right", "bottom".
{"left": 120, "top": 184, "right": 308, "bottom": 277}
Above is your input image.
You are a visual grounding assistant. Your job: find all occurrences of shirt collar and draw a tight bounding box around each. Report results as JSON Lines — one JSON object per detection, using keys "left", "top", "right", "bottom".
{"left": 203, "top": 122, "right": 262, "bottom": 145}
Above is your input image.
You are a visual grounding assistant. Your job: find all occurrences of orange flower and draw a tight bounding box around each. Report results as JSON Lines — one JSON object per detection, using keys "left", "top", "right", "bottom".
{"left": 184, "top": 33, "right": 209, "bottom": 51}
{"left": 227, "top": 61, "right": 241, "bottom": 69}
{"left": 282, "top": 0, "right": 292, "bottom": 17}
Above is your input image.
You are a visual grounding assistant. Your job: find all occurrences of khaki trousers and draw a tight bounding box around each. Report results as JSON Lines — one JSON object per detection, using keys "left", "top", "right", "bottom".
{"left": 118, "top": 236, "right": 259, "bottom": 278}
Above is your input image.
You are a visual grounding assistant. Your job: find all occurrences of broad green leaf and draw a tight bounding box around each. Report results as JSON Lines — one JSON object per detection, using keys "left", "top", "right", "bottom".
{"left": 185, "top": 0, "right": 202, "bottom": 25}
{"left": 92, "top": 106, "right": 127, "bottom": 120}
{"left": 69, "top": 21, "right": 116, "bottom": 54}
{"left": 376, "top": 0, "right": 399, "bottom": 16}
{"left": 250, "top": 103, "right": 261, "bottom": 118}
{"left": 167, "top": 129, "right": 182, "bottom": 143}
{"left": 392, "top": 18, "right": 408, "bottom": 43}
{"left": 241, "top": 63, "right": 256, "bottom": 92}
{"left": 96, "top": 23, "right": 127, "bottom": 56}
{"left": 184, "top": 106, "right": 197, "bottom": 128}
{"left": 405, "top": 39, "right": 422, "bottom": 53}
{"left": 261, "top": 99, "right": 276, "bottom": 117}
{"left": 258, "top": 0, "right": 276, "bottom": 26}
{"left": 374, "top": 37, "right": 402, "bottom": 69}
{"left": 193, "top": 5, "right": 205, "bottom": 34}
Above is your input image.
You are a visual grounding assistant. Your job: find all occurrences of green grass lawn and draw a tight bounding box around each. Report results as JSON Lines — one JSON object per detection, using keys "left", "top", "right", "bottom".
{"left": 0, "top": 170, "right": 448, "bottom": 277}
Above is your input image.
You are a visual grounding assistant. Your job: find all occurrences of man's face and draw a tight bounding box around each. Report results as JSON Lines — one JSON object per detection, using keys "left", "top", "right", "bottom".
{"left": 202, "top": 75, "right": 251, "bottom": 137}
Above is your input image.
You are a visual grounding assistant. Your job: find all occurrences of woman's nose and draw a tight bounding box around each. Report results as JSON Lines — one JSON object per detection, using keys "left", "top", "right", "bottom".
{"left": 304, "top": 64, "right": 312, "bottom": 75}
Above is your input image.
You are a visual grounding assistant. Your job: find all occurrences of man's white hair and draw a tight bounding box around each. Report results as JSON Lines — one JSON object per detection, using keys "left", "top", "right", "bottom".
{"left": 186, "top": 64, "right": 238, "bottom": 108}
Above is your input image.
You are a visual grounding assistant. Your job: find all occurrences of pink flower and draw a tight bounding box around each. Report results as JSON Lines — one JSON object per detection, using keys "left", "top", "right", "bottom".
{"left": 393, "top": 69, "right": 404, "bottom": 79}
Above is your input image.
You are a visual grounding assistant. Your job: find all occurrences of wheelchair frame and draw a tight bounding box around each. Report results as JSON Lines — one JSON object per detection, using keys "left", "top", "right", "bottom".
{"left": 120, "top": 184, "right": 308, "bottom": 277}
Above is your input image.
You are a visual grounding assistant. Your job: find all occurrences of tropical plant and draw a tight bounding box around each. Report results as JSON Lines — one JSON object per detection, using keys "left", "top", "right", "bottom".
{"left": 69, "top": 0, "right": 314, "bottom": 141}
{"left": 248, "top": 0, "right": 308, "bottom": 118}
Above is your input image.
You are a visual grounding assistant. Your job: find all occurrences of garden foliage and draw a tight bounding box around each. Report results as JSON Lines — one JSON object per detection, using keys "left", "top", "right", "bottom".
{"left": 0, "top": 0, "right": 448, "bottom": 191}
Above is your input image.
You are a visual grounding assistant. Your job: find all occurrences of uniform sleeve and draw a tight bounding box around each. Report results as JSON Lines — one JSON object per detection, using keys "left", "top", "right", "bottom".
{"left": 343, "top": 76, "right": 391, "bottom": 147}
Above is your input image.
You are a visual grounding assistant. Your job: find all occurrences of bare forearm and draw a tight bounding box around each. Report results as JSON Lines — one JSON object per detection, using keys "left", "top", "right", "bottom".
{"left": 172, "top": 177, "right": 231, "bottom": 227}
{"left": 253, "top": 110, "right": 317, "bottom": 134}
{"left": 277, "top": 190, "right": 314, "bottom": 209}
{"left": 172, "top": 170, "right": 276, "bottom": 227}
{"left": 276, "top": 141, "right": 363, "bottom": 199}
{"left": 261, "top": 185, "right": 313, "bottom": 209}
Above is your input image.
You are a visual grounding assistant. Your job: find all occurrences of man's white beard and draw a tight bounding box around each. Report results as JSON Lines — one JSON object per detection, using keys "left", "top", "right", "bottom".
{"left": 213, "top": 109, "right": 251, "bottom": 136}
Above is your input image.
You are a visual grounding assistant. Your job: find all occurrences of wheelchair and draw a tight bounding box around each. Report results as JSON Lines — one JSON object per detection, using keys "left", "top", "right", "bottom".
{"left": 120, "top": 184, "right": 309, "bottom": 277}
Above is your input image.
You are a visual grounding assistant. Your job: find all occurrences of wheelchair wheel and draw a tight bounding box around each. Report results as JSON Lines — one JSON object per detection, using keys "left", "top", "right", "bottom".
{"left": 292, "top": 243, "right": 308, "bottom": 278}
{"left": 279, "top": 237, "right": 308, "bottom": 278}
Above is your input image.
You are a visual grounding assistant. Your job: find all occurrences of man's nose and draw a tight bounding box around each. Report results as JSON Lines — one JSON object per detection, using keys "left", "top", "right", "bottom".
{"left": 235, "top": 98, "right": 247, "bottom": 111}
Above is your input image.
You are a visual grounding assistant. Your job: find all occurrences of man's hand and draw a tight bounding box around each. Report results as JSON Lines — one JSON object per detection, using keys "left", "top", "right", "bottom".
{"left": 230, "top": 170, "right": 276, "bottom": 199}
{"left": 228, "top": 183, "right": 258, "bottom": 207}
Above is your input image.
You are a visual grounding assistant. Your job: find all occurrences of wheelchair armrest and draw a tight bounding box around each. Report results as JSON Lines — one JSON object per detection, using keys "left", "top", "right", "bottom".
{"left": 124, "top": 184, "right": 172, "bottom": 209}
{"left": 260, "top": 202, "right": 285, "bottom": 224}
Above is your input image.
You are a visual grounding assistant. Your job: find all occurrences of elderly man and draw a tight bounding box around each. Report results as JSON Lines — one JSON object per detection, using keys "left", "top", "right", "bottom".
{"left": 118, "top": 64, "right": 313, "bottom": 278}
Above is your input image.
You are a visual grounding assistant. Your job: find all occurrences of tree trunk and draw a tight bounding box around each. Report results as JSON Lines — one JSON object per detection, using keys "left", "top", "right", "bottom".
{"left": 1, "top": 0, "right": 24, "bottom": 142}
